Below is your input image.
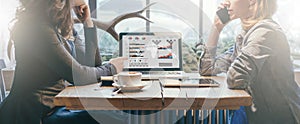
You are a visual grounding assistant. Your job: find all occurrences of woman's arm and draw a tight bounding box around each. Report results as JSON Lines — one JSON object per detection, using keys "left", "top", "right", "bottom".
{"left": 226, "top": 26, "right": 276, "bottom": 89}
{"left": 199, "top": 45, "right": 236, "bottom": 76}
{"left": 73, "top": 27, "right": 116, "bottom": 76}
{"left": 199, "top": 1, "right": 235, "bottom": 76}
{"left": 199, "top": 17, "right": 232, "bottom": 76}
{"left": 29, "top": 25, "right": 103, "bottom": 86}
{"left": 73, "top": 1, "right": 117, "bottom": 75}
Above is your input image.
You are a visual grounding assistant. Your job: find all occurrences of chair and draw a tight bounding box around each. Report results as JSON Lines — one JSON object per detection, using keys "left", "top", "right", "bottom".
{"left": 0, "top": 59, "right": 6, "bottom": 103}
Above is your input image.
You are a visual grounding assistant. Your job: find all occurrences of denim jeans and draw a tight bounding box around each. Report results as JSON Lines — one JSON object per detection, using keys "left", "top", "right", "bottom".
{"left": 230, "top": 106, "right": 248, "bottom": 124}
{"left": 43, "top": 107, "right": 128, "bottom": 124}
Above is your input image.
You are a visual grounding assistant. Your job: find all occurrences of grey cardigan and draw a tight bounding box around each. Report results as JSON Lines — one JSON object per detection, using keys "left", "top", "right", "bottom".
{"left": 199, "top": 19, "right": 300, "bottom": 124}
{"left": 0, "top": 22, "right": 116, "bottom": 124}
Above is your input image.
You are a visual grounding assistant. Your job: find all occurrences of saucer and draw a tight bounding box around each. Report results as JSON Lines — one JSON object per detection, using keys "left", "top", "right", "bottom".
{"left": 112, "top": 82, "right": 147, "bottom": 91}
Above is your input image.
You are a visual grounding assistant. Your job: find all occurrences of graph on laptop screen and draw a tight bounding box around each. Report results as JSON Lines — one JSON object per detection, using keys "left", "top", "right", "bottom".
{"left": 119, "top": 32, "right": 182, "bottom": 72}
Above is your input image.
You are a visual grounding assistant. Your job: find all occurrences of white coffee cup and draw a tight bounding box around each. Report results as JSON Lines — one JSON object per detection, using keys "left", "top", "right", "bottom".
{"left": 113, "top": 72, "right": 142, "bottom": 86}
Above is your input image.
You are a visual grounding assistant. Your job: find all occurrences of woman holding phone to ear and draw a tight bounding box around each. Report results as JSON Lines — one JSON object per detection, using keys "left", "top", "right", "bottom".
{"left": 0, "top": 0, "right": 127, "bottom": 124}
{"left": 199, "top": 0, "right": 300, "bottom": 123}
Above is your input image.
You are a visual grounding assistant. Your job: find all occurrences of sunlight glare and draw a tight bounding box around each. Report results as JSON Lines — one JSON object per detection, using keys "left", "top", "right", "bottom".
{"left": 0, "top": 0, "right": 18, "bottom": 31}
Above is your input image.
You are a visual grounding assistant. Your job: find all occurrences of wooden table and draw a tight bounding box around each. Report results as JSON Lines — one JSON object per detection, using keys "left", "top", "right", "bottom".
{"left": 54, "top": 73, "right": 252, "bottom": 110}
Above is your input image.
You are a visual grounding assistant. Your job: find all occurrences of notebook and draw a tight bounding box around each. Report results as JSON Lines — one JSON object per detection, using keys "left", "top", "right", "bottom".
{"left": 119, "top": 32, "right": 185, "bottom": 79}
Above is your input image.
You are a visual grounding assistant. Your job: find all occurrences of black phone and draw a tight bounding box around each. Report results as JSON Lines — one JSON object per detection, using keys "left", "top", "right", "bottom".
{"left": 216, "top": 7, "right": 230, "bottom": 24}
{"left": 160, "top": 78, "right": 220, "bottom": 87}
{"left": 181, "top": 79, "right": 220, "bottom": 87}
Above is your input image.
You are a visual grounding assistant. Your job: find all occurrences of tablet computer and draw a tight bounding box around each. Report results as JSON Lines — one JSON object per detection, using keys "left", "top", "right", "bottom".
{"left": 160, "top": 78, "right": 220, "bottom": 87}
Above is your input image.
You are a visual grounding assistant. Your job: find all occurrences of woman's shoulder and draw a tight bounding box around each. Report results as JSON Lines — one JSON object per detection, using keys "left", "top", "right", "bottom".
{"left": 13, "top": 21, "right": 60, "bottom": 44}
{"left": 246, "top": 19, "right": 284, "bottom": 38}
{"left": 251, "top": 19, "right": 283, "bottom": 34}
{"left": 244, "top": 19, "right": 287, "bottom": 45}
{"left": 14, "top": 21, "right": 56, "bottom": 36}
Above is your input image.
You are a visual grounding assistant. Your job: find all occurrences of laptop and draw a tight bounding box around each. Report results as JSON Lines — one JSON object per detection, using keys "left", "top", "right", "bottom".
{"left": 119, "top": 32, "right": 186, "bottom": 79}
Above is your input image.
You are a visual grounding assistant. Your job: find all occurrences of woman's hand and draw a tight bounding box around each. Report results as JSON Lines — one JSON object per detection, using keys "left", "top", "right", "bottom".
{"left": 206, "top": 1, "right": 234, "bottom": 49}
{"left": 215, "top": 1, "right": 240, "bottom": 30}
{"left": 214, "top": 1, "right": 231, "bottom": 32}
{"left": 73, "top": 0, "right": 93, "bottom": 27}
{"left": 109, "top": 57, "right": 128, "bottom": 74}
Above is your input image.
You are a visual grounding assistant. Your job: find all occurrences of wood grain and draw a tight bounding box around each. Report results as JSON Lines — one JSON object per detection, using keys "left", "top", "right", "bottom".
{"left": 54, "top": 73, "right": 252, "bottom": 110}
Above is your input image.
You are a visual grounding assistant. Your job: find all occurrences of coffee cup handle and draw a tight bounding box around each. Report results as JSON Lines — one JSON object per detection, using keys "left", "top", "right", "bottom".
{"left": 113, "top": 75, "right": 118, "bottom": 84}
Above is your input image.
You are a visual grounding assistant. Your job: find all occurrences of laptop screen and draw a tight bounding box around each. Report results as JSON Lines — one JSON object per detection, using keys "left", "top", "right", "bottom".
{"left": 119, "top": 32, "right": 182, "bottom": 72}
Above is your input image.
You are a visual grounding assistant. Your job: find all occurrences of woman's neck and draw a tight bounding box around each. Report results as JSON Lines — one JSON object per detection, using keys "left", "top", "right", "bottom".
{"left": 240, "top": 18, "right": 259, "bottom": 31}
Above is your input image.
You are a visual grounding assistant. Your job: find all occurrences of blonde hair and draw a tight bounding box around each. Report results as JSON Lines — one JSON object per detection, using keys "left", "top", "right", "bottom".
{"left": 242, "top": 0, "right": 277, "bottom": 30}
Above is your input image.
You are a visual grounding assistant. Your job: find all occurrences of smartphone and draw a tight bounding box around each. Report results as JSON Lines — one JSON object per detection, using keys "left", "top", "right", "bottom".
{"left": 160, "top": 78, "right": 220, "bottom": 87}
{"left": 216, "top": 7, "right": 230, "bottom": 24}
{"left": 181, "top": 79, "right": 220, "bottom": 87}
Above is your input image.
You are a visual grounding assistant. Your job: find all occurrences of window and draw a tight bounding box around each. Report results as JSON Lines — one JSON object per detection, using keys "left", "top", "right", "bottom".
{"left": 1, "top": 0, "right": 299, "bottom": 71}
{"left": 147, "top": 0, "right": 202, "bottom": 72}
{"left": 93, "top": 0, "right": 203, "bottom": 72}
{"left": 94, "top": 0, "right": 148, "bottom": 62}
{"left": 275, "top": 0, "right": 300, "bottom": 61}
{"left": 93, "top": 0, "right": 300, "bottom": 71}
{"left": 0, "top": 0, "right": 18, "bottom": 68}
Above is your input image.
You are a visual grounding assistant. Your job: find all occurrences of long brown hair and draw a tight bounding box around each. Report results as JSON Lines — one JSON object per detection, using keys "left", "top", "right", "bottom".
{"left": 8, "top": 0, "right": 74, "bottom": 59}
{"left": 47, "top": 0, "right": 73, "bottom": 37}
{"left": 14, "top": 0, "right": 73, "bottom": 37}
